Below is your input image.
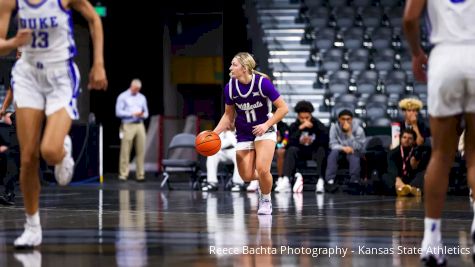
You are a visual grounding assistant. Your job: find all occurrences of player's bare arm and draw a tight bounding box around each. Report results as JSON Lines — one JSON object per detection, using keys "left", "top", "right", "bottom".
{"left": 69, "top": 0, "right": 107, "bottom": 90}
{"left": 214, "top": 105, "right": 235, "bottom": 135}
{"left": 0, "top": 0, "right": 31, "bottom": 56}
{"left": 403, "top": 0, "right": 427, "bottom": 82}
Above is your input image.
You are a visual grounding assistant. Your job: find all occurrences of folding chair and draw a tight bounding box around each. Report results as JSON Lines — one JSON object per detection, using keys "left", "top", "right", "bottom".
{"left": 161, "top": 133, "right": 200, "bottom": 190}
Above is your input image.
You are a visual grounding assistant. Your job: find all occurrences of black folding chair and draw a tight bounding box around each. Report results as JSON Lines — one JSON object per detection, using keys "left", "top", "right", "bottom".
{"left": 161, "top": 133, "right": 200, "bottom": 190}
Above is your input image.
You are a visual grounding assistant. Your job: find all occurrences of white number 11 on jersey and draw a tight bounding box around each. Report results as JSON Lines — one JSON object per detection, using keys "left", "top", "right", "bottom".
{"left": 245, "top": 109, "right": 257, "bottom": 123}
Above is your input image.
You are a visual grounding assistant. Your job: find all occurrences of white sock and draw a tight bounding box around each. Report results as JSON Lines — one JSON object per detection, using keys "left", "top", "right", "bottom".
{"left": 26, "top": 212, "right": 40, "bottom": 226}
{"left": 261, "top": 193, "right": 271, "bottom": 201}
{"left": 424, "top": 217, "right": 441, "bottom": 242}
{"left": 282, "top": 176, "right": 289, "bottom": 182}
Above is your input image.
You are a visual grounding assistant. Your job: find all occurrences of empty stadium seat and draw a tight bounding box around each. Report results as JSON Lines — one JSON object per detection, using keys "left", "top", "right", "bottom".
{"left": 365, "top": 102, "right": 387, "bottom": 121}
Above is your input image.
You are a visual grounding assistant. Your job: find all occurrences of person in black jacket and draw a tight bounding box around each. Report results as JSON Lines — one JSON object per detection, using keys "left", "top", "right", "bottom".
{"left": 274, "top": 101, "right": 328, "bottom": 193}
{"left": 382, "top": 128, "right": 425, "bottom": 197}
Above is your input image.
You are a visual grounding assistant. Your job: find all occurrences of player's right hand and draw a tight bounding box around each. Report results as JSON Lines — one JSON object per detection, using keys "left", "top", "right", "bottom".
{"left": 88, "top": 64, "right": 108, "bottom": 90}
{"left": 14, "top": 29, "right": 32, "bottom": 47}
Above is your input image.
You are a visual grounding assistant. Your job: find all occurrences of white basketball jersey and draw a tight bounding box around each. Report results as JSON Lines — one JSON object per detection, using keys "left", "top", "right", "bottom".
{"left": 17, "top": 0, "right": 76, "bottom": 63}
{"left": 427, "top": 0, "right": 475, "bottom": 44}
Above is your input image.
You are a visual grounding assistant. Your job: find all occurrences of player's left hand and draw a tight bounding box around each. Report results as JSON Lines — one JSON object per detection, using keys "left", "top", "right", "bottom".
{"left": 88, "top": 64, "right": 108, "bottom": 90}
{"left": 252, "top": 123, "right": 269, "bottom": 136}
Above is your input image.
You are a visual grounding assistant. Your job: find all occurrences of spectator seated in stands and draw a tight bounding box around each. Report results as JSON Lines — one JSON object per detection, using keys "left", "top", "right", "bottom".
{"left": 202, "top": 129, "right": 244, "bottom": 192}
{"left": 324, "top": 109, "right": 365, "bottom": 193}
{"left": 397, "top": 98, "right": 430, "bottom": 147}
{"left": 275, "top": 101, "right": 328, "bottom": 193}
{"left": 382, "top": 128, "right": 425, "bottom": 197}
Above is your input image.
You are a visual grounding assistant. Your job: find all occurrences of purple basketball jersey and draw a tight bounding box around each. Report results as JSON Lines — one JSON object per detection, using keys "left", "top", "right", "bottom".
{"left": 224, "top": 74, "right": 280, "bottom": 142}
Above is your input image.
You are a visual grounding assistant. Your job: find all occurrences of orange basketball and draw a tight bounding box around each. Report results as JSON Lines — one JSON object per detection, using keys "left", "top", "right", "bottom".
{"left": 195, "top": 130, "right": 221, "bottom": 156}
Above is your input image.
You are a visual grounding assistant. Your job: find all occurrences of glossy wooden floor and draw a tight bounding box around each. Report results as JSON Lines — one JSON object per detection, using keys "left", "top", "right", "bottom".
{"left": 0, "top": 180, "right": 474, "bottom": 267}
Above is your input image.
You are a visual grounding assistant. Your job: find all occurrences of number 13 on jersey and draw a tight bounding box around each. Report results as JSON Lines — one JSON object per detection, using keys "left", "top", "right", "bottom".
{"left": 31, "top": 31, "right": 49, "bottom": 48}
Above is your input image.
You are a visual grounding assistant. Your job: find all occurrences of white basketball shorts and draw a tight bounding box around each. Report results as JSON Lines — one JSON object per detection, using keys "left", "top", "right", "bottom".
{"left": 235, "top": 130, "right": 277, "bottom": 151}
{"left": 428, "top": 43, "right": 475, "bottom": 117}
{"left": 11, "top": 58, "right": 80, "bottom": 119}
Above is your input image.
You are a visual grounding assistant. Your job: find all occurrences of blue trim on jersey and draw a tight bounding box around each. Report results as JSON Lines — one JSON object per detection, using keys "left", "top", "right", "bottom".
{"left": 57, "top": 0, "right": 68, "bottom": 13}
{"left": 68, "top": 59, "right": 79, "bottom": 98}
{"left": 67, "top": 12, "right": 77, "bottom": 57}
{"left": 23, "top": 0, "right": 48, "bottom": 8}
{"left": 67, "top": 59, "right": 79, "bottom": 118}
{"left": 10, "top": 61, "right": 17, "bottom": 92}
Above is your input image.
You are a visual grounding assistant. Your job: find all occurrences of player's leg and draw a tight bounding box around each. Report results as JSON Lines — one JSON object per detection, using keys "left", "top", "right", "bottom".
{"left": 424, "top": 116, "right": 460, "bottom": 215}
{"left": 254, "top": 139, "right": 276, "bottom": 195}
{"left": 41, "top": 108, "right": 72, "bottom": 164}
{"left": 255, "top": 139, "right": 276, "bottom": 215}
{"left": 464, "top": 114, "right": 475, "bottom": 255}
{"left": 14, "top": 108, "right": 44, "bottom": 248}
{"left": 40, "top": 108, "right": 73, "bottom": 186}
{"left": 236, "top": 148, "right": 257, "bottom": 182}
{"left": 42, "top": 60, "right": 80, "bottom": 185}
{"left": 236, "top": 144, "right": 260, "bottom": 192}
{"left": 421, "top": 115, "right": 460, "bottom": 265}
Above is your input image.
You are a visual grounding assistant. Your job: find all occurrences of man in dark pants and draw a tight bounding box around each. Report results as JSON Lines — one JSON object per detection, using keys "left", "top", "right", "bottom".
{"left": 0, "top": 111, "right": 19, "bottom": 205}
{"left": 324, "top": 109, "right": 365, "bottom": 193}
{"left": 274, "top": 101, "right": 328, "bottom": 193}
{"left": 382, "top": 128, "right": 426, "bottom": 197}
{"left": 0, "top": 16, "right": 18, "bottom": 206}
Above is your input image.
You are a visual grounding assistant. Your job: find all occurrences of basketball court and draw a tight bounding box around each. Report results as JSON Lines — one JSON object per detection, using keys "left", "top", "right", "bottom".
{"left": 0, "top": 181, "right": 473, "bottom": 266}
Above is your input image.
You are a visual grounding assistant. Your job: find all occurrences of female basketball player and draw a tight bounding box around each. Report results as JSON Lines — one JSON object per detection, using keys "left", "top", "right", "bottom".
{"left": 404, "top": 0, "right": 475, "bottom": 265}
{"left": 0, "top": 0, "right": 107, "bottom": 248}
{"left": 214, "top": 52, "right": 288, "bottom": 215}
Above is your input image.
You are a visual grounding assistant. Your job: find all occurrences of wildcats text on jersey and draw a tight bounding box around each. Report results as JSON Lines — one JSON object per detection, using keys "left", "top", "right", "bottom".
{"left": 235, "top": 101, "right": 263, "bottom": 111}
